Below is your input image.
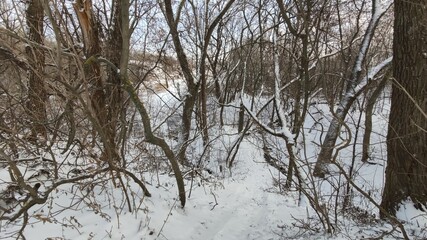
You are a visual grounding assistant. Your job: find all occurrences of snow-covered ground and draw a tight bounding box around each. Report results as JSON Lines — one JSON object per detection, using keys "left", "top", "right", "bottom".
{"left": 1, "top": 86, "right": 427, "bottom": 240}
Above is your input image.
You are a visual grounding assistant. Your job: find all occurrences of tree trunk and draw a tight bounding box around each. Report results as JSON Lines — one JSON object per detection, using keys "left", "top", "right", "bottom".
{"left": 163, "top": 0, "right": 234, "bottom": 162}
{"left": 313, "top": 2, "right": 391, "bottom": 177}
{"left": 163, "top": 0, "right": 197, "bottom": 165}
{"left": 361, "top": 76, "right": 388, "bottom": 162}
{"left": 105, "top": 0, "right": 124, "bottom": 163}
{"left": 380, "top": 0, "right": 427, "bottom": 217}
{"left": 73, "top": 0, "right": 119, "bottom": 163}
{"left": 26, "top": 0, "right": 47, "bottom": 140}
{"left": 199, "top": 57, "right": 209, "bottom": 146}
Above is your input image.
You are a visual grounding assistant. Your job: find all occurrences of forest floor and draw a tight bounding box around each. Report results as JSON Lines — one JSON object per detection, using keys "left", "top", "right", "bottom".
{"left": 1, "top": 90, "right": 427, "bottom": 239}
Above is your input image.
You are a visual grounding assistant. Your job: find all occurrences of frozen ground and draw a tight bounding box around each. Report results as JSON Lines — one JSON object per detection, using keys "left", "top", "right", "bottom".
{"left": 1, "top": 89, "right": 427, "bottom": 240}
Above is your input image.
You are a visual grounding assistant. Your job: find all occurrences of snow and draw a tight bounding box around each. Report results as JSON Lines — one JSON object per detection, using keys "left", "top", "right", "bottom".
{"left": 147, "top": 143, "right": 301, "bottom": 240}
{"left": 3, "top": 140, "right": 305, "bottom": 240}
{"left": 1, "top": 77, "right": 426, "bottom": 240}
{"left": 350, "top": 0, "right": 392, "bottom": 89}
{"left": 397, "top": 201, "right": 427, "bottom": 226}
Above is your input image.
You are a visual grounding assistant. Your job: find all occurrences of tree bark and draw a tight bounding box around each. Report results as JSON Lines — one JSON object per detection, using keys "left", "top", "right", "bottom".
{"left": 361, "top": 75, "right": 388, "bottom": 162}
{"left": 380, "top": 0, "right": 427, "bottom": 217}
{"left": 73, "top": 0, "right": 119, "bottom": 163}
{"left": 26, "top": 0, "right": 47, "bottom": 140}
{"left": 105, "top": 0, "right": 124, "bottom": 164}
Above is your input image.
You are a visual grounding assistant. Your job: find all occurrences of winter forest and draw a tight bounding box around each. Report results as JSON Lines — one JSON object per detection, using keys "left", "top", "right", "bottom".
{"left": 0, "top": 0, "right": 426, "bottom": 239}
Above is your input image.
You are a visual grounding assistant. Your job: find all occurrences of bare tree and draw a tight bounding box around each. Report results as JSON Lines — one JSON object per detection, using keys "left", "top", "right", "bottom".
{"left": 26, "top": 0, "right": 47, "bottom": 140}
{"left": 104, "top": 0, "right": 125, "bottom": 164}
{"left": 161, "top": 0, "right": 235, "bottom": 164}
{"left": 276, "top": 0, "right": 330, "bottom": 186}
{"left": 313, "top": 0, "right": 392, "bottom": 177}
{"left": 73, "top": 0, "right": 121, "bottom": 165}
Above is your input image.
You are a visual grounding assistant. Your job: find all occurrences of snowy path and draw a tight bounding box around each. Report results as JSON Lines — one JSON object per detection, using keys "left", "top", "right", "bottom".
{"left": 148, "top": 139, "right": 304, "bottom": 240}
{"left": 0, "top": 137, "right": 305, "bottom": 240}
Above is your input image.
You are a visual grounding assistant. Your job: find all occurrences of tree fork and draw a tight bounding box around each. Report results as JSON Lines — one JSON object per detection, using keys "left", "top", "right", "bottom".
{"left": 90, "top": 55, "right": 186, "bottom": 207}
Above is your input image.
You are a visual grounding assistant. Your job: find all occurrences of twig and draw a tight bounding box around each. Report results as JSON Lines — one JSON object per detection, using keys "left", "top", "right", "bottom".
{"left": 157, "top": 198, "right": 178, "bottom": 238}
{"left": 210, "top": 191, "right": 218, "bottom": 210}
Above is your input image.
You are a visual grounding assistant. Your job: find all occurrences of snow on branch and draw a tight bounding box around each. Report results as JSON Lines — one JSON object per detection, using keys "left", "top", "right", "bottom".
{"left": 335, "top": 56, "right": 392, "bottom": 120}
{"left": 354, "top": 56, "right": 392, "bottom": 93}
{"left": 272, "top": 33, "right": 295, "bottom": 143}
{"left": 243, "top": 31, "right": 295, "bottom": 143}
{"left": 352, "top": 0, "right": 392, "bottom": 78}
